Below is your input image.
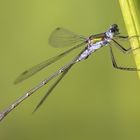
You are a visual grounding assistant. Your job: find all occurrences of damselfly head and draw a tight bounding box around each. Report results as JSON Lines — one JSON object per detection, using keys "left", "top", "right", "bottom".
{"left": 109, "top": 24, "right": 119, "bottom": 35}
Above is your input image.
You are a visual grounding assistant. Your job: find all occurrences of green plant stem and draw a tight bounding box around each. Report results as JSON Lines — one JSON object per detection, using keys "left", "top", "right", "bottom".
{"left": 119, "top": 0, "right": 140, "bottom": 78}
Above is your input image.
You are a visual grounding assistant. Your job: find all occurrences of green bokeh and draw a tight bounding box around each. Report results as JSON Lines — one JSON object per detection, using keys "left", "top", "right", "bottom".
{"left": 0, "top": 0, "right": 140, "bottom": 140}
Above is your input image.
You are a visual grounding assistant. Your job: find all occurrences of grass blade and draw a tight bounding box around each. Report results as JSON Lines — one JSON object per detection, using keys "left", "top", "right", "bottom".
{"left": 119, "top": 0, "right": 140, "bottom": 78}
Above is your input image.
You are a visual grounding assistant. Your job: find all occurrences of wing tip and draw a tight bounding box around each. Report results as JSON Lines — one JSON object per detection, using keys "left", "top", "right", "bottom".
{"left": 14, "top": 71, "right": 28, "bottom": 84}
{"left": 14, "top": 77, "right": 22, "bottom": 84}
{"left": 56, "top": 27, "right": 61, "bottom": 30}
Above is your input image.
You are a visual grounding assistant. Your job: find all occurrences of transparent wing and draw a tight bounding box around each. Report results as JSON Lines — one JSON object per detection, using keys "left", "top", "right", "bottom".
{"left": 32, "top": 42, "right": 87, "bottom": 112}
{"left": 33, "top": 63, "right": 73, "bottom": 113}
{"left": 49, "top": 27, "right": 86, "bottom": 48}
{"left": 14, "top": 41, "right": 86, "bottom": 84}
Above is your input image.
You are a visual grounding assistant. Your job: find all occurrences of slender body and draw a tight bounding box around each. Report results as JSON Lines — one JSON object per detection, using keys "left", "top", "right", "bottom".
{"left": 77, "top": 38, "right": 107, "bottom": 61}
{"left": 76, "top": 30, "right": 116, "bottom": 62}
{"left": 0, "top": 24, "right": 139, "bottom": 121}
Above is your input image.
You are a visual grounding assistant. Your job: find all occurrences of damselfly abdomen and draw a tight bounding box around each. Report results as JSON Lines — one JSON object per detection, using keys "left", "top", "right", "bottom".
{"left": 0, "top": 24, "right": 140, "bottom": 121}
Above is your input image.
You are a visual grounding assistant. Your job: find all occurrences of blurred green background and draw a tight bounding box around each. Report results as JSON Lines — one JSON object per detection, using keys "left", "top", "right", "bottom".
{"left": 0, "top": 0, "right": 140, "bottom": 140}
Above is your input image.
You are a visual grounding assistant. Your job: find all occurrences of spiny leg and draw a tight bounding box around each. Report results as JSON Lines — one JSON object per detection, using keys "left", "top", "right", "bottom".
{"left": 112, "top": 39, "right": 140, "bottom": 54}
{"left": 117, "top": 35, "right": 140, "bottom": 39}
{"left": 109, "top": 46, "right": 140, "bottom": 71}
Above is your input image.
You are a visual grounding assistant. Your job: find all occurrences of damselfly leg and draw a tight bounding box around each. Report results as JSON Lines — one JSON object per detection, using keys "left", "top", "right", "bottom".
{"left": 115, "top": 35, "right": 140, "bottom": 40}
{"left": 112, "top": 35, "right": 140, "bottom": 54}
{"left": 1, "top": 24, "right": 140, "bottom": 122}
{"left": 109, "top": 45, "right": 140, "bottom": 71}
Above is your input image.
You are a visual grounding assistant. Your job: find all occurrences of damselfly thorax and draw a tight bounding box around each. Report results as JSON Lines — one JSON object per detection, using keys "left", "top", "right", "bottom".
{"left": 0, "top": 24, "right": 140, "bottom": 121}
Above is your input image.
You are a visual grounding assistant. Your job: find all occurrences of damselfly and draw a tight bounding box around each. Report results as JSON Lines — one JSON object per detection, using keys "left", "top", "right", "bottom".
{"left": 0, "top": 24, "right": 140, "bottom": 121}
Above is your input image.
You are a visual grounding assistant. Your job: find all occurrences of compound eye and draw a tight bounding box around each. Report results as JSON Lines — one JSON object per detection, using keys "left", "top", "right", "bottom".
{"left": 110, "top": 28, "right": 115, "bottom": 33}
